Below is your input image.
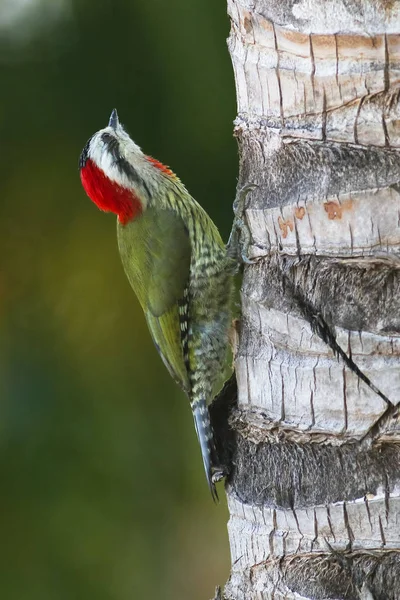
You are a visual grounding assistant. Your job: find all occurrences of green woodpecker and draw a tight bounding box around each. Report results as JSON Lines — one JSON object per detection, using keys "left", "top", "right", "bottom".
{"left": 79, "top": 109, "right": 233, "bottom": 499}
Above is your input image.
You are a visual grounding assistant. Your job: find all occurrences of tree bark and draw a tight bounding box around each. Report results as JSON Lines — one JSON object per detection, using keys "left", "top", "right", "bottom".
{"left": 217, "top": 1, "right": 400, "bottom": 598}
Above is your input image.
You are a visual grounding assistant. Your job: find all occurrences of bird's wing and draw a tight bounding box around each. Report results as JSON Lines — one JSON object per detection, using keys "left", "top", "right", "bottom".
{"left": 117, "top": 207, "right": 191, "bottom": 393}
{"left": 145, "top": 208, "right": 191, "bottom": 317}
{"left": 145, "top": 307, "right": 190, "bottom": 393}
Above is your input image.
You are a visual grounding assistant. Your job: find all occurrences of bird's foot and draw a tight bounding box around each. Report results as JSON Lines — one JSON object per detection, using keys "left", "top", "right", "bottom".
{"left": 211, "top": 464, "right": 229, "bottom": 484}
{"left": 227, "top": 183, "right": 259, "bottom": 266}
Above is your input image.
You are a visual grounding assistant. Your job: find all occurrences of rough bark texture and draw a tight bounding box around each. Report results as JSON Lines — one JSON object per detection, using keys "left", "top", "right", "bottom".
{"left": 217, "top": 1, "right": 400, "bottom": 598}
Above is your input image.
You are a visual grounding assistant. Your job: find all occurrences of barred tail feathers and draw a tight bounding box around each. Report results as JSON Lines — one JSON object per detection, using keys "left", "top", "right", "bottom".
{"left": 191, "top": 398, "right": 219, "bottom": 502}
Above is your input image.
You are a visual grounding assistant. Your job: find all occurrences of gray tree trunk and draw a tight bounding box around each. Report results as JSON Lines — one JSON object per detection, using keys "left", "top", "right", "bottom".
{"left": 217, "top": 1, "right": 400, "bottom": 598}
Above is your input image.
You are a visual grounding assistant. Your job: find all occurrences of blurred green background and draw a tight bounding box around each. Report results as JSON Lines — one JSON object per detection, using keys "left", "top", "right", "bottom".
{"left": 0, "top": 1, "right": 238, "bottom": 598}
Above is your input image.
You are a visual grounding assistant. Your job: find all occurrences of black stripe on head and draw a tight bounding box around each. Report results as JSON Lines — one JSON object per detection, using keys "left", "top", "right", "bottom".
{"left": 79, "top": 136, "right": 92, "bottom": 168}
{"left": 101, "top": 132, "right": 147, "bottom": 190}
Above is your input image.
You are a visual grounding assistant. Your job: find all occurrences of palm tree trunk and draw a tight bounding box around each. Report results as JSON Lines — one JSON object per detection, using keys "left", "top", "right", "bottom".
{"left": 218, "top": 1, "right": 400, "bottom": 597}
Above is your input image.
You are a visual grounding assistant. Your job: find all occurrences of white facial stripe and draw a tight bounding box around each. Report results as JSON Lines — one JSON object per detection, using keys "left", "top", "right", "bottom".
{"left": 88, "top": 130, "right": 133, "bottom": 190}
{"left": 87, "top": 126, "right": 149, "bottom": 211}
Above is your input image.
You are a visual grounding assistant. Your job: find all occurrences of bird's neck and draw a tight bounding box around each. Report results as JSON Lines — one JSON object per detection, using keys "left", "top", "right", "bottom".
{"left": 80, "top": 158, "right": 143, "bottom": 225}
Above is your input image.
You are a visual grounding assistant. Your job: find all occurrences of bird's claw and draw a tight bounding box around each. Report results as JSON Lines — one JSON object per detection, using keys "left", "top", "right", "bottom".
{"left": 228, "top": 183, "right": 259, "bottom": 266}
{"left": 211, "top": 465, "right": 228, "bottom": 484}
{"left": 241, "top": 253, "right": 257, "bottom": 265}
{"left": 232, "top": 183, "right": 259, "bottom": 213}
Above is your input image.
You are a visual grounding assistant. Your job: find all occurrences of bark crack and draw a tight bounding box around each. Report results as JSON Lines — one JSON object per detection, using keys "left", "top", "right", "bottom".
{"left": 272, "top": 22, "right": 284, "bottom": 126}
{"left": 343, "top": 502, "right": 355, "bottom": 550}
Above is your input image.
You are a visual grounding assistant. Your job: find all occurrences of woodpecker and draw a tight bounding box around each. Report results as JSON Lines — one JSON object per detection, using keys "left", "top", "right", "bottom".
{"left": 79, "top": 109, "right": 233, "bottom": 499}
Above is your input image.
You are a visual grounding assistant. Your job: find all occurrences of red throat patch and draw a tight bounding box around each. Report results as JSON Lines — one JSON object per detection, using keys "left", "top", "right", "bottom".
{"left": 80, "top": 159, "right": 142, "bottom": 225}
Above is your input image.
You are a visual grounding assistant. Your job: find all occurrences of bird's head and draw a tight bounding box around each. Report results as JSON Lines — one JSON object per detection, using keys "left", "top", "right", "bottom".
{"left": 79, "top": 109, "right": 177, "bottom": 225}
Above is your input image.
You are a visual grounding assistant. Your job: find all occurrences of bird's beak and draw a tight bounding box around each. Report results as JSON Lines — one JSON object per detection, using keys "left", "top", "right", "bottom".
{"left": 108, "top": 108, "right": 119, "bottom": 130}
